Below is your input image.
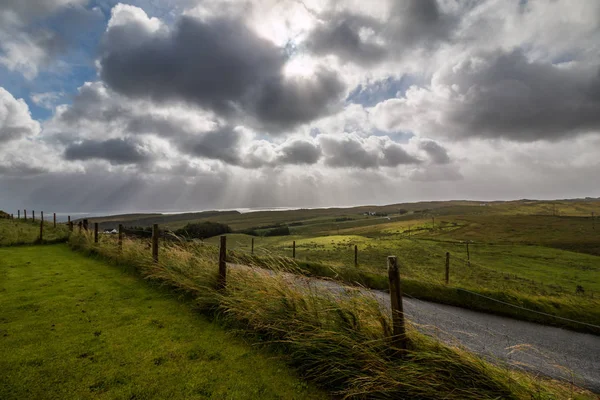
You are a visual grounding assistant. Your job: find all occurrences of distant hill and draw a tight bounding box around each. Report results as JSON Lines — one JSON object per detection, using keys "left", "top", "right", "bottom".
{"left": 78, "top": 198, "right": 600, "bottom": 232}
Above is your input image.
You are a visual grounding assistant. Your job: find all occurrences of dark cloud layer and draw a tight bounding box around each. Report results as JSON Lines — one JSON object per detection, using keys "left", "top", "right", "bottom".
{"left": 100, "top": 13, "right": 345, "bottom": 130}
{"left": 319, "top": 135, "right": 420, "bottom": 169}
{"left": 64, "top": 138, "right": 152, "bottom": 165}
{"left": 441, "top": 49, "right": 600, "bottom": 141}
{"left": 419, "top": 140, "right": 450, "bottom": 164}
{"left": 306, "top": 14, "right": 387, "bottom": 66}
{"left": 277, "top": 140, "right": 321, "bottom": 165}
{"left": 305, "top": 0, "right": 456, "bottom": 66}
{"left": 179, "top": 127, "right": 242, "bottom": 165}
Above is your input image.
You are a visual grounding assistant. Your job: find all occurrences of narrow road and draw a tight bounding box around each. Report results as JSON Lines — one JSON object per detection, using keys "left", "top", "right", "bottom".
{"left": 246, "top": 268, "right": 600, "bottom": 393}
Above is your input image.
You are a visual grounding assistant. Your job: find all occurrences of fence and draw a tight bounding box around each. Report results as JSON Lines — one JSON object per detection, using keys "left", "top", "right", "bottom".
{"left": 5, "top": 211, "right": 599, "bottom": 334}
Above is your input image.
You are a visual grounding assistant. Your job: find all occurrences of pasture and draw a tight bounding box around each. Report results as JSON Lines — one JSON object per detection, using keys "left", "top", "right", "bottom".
{"left": 0, "top": 245, "right": 324, "bottom": 399}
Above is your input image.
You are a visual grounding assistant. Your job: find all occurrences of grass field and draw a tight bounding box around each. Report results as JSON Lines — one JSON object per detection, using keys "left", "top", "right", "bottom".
{"left": 5, "top": 198, "right": 600, "bottom": 330}
{"left": 195, "top": 201, "right": 600, "bottom": 332}
{"left": 0, "top": 218, "right": 70, "bottom": 246}
{"left": 0, "top": 245, "right": 324, "bottom": 400}
{"left": 62, "top": 230, "right": 599, "bottom": 399}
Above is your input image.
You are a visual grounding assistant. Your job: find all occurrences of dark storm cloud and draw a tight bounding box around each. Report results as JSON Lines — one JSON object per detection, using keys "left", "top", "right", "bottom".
{"left": 386, "top": 0, "right": 456, "bottom": 47}
{"left": 305, "top": 0, "right": 456, "bottom": 66}
{"left": 179, "top": 127, "right": 243, "bottom": 165}
{"left": 419, "top": 140, "right": 450, "bottom": 164}
{"left": 306, "top": 14, "right": 387, "bottom": 66}
{"left": 441, "top": 49, "right": 600, "bottom": 141}
{"left": 381, "top": 143, "right": 422, "bottom": 166}
{"left": 319, "top": 135, "right": 420, "bottom": 169}
{"left": 64, "top": 138, "right": 152, "bottom": 165}
{"left": 253, "top": 68, "right": 345, "bottom": 128}
{"left": 126, "top": 115, "right": 185, "bottom": 137}
{"left": 277, "top": 140, "right": 321, "bottom": 165}
{"left": 99, "top": 13, "right": 345, "bottom": 130}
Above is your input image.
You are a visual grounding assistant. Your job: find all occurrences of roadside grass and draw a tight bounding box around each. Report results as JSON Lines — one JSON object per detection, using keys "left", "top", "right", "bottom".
{"left": 0, "top": 245, "right": 324, "bottom": 400}
{"left": 205, "top": 232, "right": 600, "bottom": 332}
{"left": 0, "top": 218, "right": 69, "bottom": 246}
{"left": 64, "top": 231, "right": 596, "bottom": 399}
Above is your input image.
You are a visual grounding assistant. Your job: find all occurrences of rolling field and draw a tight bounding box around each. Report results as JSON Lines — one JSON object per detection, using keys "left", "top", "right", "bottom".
{"left": 5, "top": 198, "right": 600, "bottom": 330}
{"left": 198, "top": 199, "right": 600, "bottom": 331}
{"left": 0, "top": 245, "right": 324, "bottom": 400}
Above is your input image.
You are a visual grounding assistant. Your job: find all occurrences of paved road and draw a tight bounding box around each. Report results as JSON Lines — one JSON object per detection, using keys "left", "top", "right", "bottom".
{"left": 245, "top": 268, "right": 600, "bottom": 393}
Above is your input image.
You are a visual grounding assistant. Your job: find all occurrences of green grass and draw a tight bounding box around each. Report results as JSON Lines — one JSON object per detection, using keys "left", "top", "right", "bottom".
{"left": 0, "top": 245, "right": 325, "bottom": 400}
{"left": 0, "top": 218, "right": 70, "bottom": 246}
{"left": 62, "top": 231, "right": 596, "bottom": 399}
{"left": 204, "top": 231, "right": 600, "bottom": 333}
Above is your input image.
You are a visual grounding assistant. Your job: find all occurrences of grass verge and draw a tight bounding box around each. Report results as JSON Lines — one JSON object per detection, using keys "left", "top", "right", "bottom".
{"left": 66, "top": 231, "right": 595, "bottom": 399}
{"left": 0, "top": 218, "right": 70, "bottom": 246}
{"left": 0, "top": 244, "right": 324, "bottom": 399}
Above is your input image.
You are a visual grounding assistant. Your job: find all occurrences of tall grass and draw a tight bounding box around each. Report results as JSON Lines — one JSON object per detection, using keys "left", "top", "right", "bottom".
{"left": 68, "top": 231, "right": 591, "bottom": 399}
{"left": 0, "top": 218, "right": 70, "bottom": 246}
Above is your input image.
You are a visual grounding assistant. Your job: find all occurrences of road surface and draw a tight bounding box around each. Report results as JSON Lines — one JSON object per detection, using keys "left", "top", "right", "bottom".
{"left": 239, "top": 266, "right": 600, "bottom": 393}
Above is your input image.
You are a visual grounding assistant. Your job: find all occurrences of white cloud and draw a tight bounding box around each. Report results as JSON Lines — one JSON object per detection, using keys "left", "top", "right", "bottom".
{"left": 0, "top": 87, "right": 41, "bottom": 142}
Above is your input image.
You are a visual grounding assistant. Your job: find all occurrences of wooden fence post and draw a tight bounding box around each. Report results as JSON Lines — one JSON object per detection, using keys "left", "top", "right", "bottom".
{"left": 32, "top": 210, "right": 35, "bottom": 222}
{"left": 94, "top": 223, "right": 99, "bottom": 243}
{"left": 292, "top": 240, "right": 296, "bottom": 259}
{"left": 445, "top": 252, "right": 450, "bottom": 284}
{"left": 78, "top": 221, "right": 82, "bottom": 233}
{"left": 83, "top": 219, "right": 88, "bottom": 231}
{"left": 69, "top": 221, "right": 73, "bottom": 232}
{"left": 354, "top": 245, "right": 358, "bottom": 267}
{"left": 251, "top": 237, "right": 254, "bottom": 255}
{"left": 53, "top": 213, "right": 56, "bottom": 228}
{"left": 41, "top": 211, "right": 44, "bottom": 224}
{"left": 466, "top": 242, "right": 471, "bottom": 267}
{"left": 218, "top": 235, "right": 227, "bottom": 289}
{"left": 39, "top": 220, "right": 43, "bottom": 242}
{"left": 17, "top": 210, "right": 20, "bottom": 219}
{"left": 24, "top": 209, "right": 27, "bottom": 221}
{"left": 152, "top": 224, "right": 159, "bottom": 263}
{"left": 387, "top": 256, "right": 407, "bottom": 351}
{"left": 68, "top": 215, "right": 71, "bottom": 225}
{"left": 118, "top": 224, "right": 123, "bottom": 252}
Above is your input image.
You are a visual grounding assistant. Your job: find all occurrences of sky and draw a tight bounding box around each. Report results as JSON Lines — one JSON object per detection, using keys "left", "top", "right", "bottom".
{"left": 1, "top": 0, "right": 600, "bottom": 213}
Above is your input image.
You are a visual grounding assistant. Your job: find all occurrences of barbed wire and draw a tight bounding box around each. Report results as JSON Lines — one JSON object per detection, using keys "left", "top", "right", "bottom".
{"left": 456, "top": 288, "right": 600, "bottom": 330}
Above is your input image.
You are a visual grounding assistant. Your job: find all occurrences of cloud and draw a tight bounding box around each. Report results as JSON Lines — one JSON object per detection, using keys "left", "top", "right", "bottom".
{"left": 419, "top": 140, "right": 450, "bottom": 164}
{"left": 410, "top": 164, "right": 463, "bottom": 182}
{"left": 374, "top": 48, "right": 600, "bottom": 142}
{"left": 0, "top": 161, "right": 46, "bottom": 177}
{"left": 319, "top": 133, "right": 420, "bottom": 169}
{"left": 306, "top": 13, "right": 387, "bottom": 66}
{"left": 178, "top": 127, "right": 244, "bottom": 165}
{"left": 0, "top": 0, "right": 95, "bottom": 79}
{"left": 30, "top": 91, "right": 65, "bottom": 109}
{"left": 276, "top": 139, "right": 321, "bottom": 165}
{"left": 0, "top": 87, "right": 41, "bottom": 142}
{"left": 99, "top": 5, "right": 345, "bottom": 130}
{"left": 303, "top": 0, "right": 456, "bottom": 66}
{"left": 64, "top": 138, "right": 154, "bottom": 165}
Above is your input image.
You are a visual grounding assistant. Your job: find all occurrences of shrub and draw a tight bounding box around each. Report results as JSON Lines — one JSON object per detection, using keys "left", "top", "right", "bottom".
{"left": 263, "top": 225, "right": 290, "bottom": 237}
{"left": 175, "top": 221, "right": 232, "bottom": 239}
